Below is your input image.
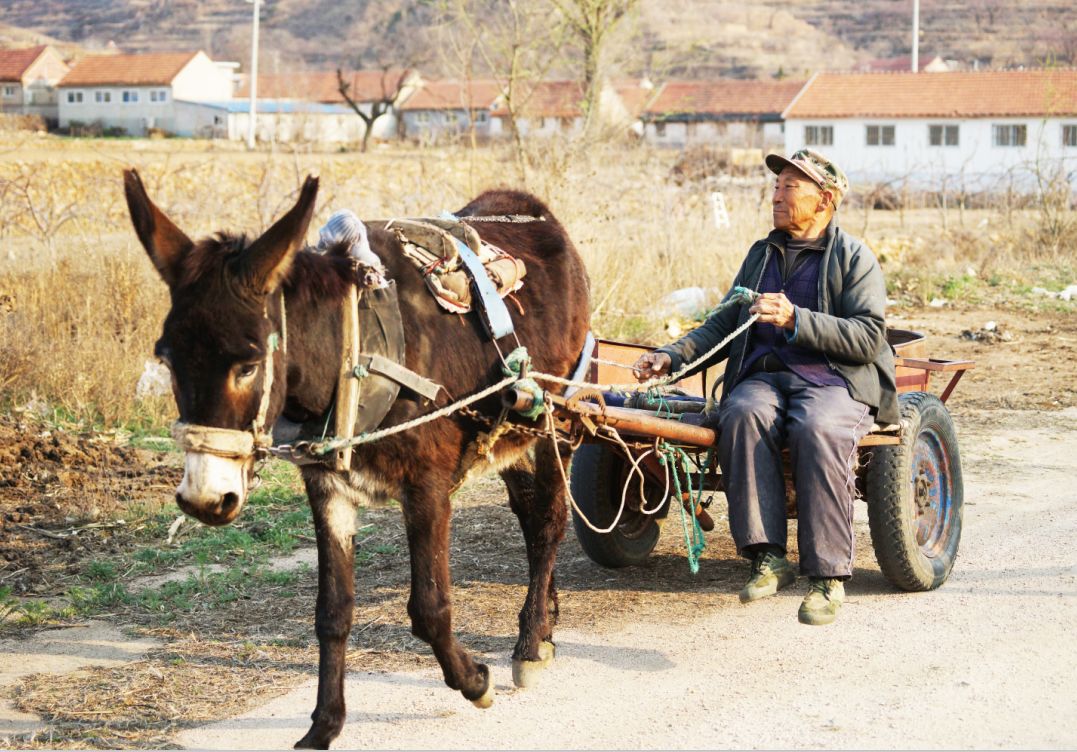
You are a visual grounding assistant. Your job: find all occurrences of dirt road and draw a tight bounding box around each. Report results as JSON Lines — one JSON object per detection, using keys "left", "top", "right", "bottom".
{"left": 177, "top": 408, "right": 1077, "bottom": 749}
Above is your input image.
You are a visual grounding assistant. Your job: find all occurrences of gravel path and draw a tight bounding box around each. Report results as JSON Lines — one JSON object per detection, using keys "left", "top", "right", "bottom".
{"left": 177, "top": 408, "right": 1077, "bottom": 749}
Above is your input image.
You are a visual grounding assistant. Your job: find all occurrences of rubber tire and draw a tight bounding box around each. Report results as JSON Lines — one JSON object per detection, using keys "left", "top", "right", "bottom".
{"left": 865, "top": 392, "right": 963, "bottom": 591}
{"left": 569, "top": 443, "right": 664, "bottom": 568}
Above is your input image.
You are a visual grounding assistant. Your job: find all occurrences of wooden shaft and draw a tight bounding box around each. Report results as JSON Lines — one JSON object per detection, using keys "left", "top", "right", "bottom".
{"left": 334, "top": 285, "right": 361, "bottom": 472}
{"left": 548, "top": 394, "right": 716, "bottom": 448}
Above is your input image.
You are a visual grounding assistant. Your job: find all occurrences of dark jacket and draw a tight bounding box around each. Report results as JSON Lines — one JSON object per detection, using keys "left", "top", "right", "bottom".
{"left": 657, "top": 222, "right": 899, "bottom": 425}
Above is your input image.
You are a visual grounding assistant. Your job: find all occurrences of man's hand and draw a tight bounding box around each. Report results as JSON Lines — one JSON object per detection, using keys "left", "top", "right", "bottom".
{"left": 750, "top": 292, "right": 796, "bottom": 331}
{"left": 632, "top": 351, "right": 672, "bottom": 382}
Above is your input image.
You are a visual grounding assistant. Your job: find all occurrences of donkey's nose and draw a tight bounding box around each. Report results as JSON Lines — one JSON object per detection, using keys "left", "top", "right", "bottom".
{"left": 175, "top": 490, "right": 243, "bottom": 527}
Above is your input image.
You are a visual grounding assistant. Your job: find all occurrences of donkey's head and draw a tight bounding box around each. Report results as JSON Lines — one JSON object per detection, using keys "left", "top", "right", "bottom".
{"left": 124, "top": 169, "right": 319, "bottom": 526}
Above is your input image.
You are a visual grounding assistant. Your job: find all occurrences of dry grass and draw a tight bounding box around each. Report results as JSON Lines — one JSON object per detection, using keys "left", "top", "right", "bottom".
{"left": 0, "top": 134, "right": 1073, "bottom": 429}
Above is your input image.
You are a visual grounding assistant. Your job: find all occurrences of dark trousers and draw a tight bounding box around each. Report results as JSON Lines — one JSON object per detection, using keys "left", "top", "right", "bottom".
{"left": 717, "top": 371, "right": 872, "bottom": 578}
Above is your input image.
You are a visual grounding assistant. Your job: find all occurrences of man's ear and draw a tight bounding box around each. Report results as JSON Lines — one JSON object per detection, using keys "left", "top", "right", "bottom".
{"left": 241, "top": 174, "right": 319, "bottom": 294}
{"left": 818, "top": 189, "right": 835, "bottom": 212}
{"left": 124, "top": 169, "right": 193, "bottom": 287}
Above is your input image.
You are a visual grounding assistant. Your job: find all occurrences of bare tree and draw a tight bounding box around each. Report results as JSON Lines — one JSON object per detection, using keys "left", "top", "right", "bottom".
{"left": 437, "top": 0, "right": 568, "bottom": 184}
{"left": 337, "top": 67, "right": 412, "bottom": 153}
{"left": 552, "top": 0, "right": 639, "bottom": 133}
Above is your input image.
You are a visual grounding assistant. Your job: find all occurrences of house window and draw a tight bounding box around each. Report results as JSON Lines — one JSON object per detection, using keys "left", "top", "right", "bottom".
{"left": 149, "top": 90, "right": 168, "bottom": 103}
{"left": 2, "top": 85, "right": 16, "bottom": 98}
{"left": 929, "top": 124, "right": 959, "bottom": 146}
{"left": 655, "top": 121, "right": 666, "bottom": 137}
{"left": 66, "top": 91, "right": 83, "bottom": 104}
{"left": 866, "top": 124, "right": 895, "bottom": 146}
{"left": 415, "top": 111, "right": 430, "bottom": 124}
{"left": 804, "top": 125, "right": 833, "bottom": 146}
{"left": 474, "top": 110, "right": 489, "bottom": 124}
{"left": 122, "top": 90, "right": 140, "bottom": 104}
{"left": 1063, "top": 124, "right": 1077, "bottom": 147}
{"left": 993, "top": 124, "right": 1026, "bottom": 147}
{"left": 95, "top": 91, "right": 111, "bottom": 103}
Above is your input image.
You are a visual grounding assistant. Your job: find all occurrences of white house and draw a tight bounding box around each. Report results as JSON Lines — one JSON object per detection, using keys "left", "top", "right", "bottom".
{"left": 173, "top": 99, "right": 362, "bottom": 143}
{"left": 57, "top": 51, "right": 234, "bottom": 136}
{"left": 642, "top": 79, "right": 803, "bottom": 149}
{"left": 235, "top": 69, "right": 421, "bottom": 143}
{"left": 782, "top": 69, "right": 1077, "bottom": 192}
{"left": 399, "top": 79, "right": 502, "bottom": 143}
{"left": 0, "top": 45, "right": 70, "bottom": 123}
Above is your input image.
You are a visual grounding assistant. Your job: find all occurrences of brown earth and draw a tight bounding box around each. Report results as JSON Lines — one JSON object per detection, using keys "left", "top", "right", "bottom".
{"left": 0, "top": 415, "right": 180, "bottom": 596}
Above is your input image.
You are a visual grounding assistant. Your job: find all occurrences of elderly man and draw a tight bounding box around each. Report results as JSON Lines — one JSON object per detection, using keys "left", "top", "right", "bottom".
{"left": 633, "top": 149, "right": 897, "bottom": 625}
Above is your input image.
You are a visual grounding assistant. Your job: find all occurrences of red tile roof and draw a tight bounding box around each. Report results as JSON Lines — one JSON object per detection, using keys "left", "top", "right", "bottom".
{"left": 491, "top": 80, "right": 585, "bottom": 118}
{"left": 0, "top": 45, "right": 48, "bottom": 82}
{"left": 613, "top": 79, "right": 657, "bottom": 118}
{"left": 645, "top": 79, "right": 805, "bottom": 120}
{"left": 785, "top": 69, "right": 1077, "bottom": 118}
{"left": 59, "top": 51, "right": 198, "bottom": 87}
{"left": 400, "top": 79, "right": 502, "bottom": 111}
{"left": 236, "top": 69, "right": 415, "bottom": 103}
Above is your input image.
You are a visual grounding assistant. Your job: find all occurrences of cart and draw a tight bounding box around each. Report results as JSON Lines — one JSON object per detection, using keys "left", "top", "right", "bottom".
{"left": 545, "top": 329, "right": 973, "bottom": 592}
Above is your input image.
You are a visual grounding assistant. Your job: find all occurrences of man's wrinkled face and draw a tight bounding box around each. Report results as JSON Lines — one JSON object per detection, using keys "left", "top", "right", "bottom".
{"left": 772, "top": 167, "right": 830, "bottom": 233}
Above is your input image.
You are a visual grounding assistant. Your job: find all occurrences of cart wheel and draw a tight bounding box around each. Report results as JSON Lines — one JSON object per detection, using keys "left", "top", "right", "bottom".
{"left": 569, "top": 443, "right": 668, "bottom": 568}
{"left": 865, "top": 392, "right": 963, "bottom": 591}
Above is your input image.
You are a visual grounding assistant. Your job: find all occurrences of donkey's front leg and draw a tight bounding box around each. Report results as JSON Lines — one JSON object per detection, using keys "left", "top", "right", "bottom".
{"left": 296, "top": 470, "right": 357, "bottom": 750}
{"left": 502, "top": 440, "right": 569, "bottom": 688}
{"left": 402, "top": 472, "right": 494, "bottom": 708}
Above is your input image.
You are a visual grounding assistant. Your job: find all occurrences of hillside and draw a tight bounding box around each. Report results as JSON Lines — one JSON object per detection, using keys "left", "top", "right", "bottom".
{"left": 0, "top": 0, "right": 1073, "bottom": 77}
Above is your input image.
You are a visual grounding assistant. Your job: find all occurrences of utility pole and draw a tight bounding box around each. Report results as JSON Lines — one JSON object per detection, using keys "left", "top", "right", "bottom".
{"left": 247, "top": 0, "right": 261, "bottom": 149}
{"left": 911, "top": 0, "right": 920, "bottom": 73}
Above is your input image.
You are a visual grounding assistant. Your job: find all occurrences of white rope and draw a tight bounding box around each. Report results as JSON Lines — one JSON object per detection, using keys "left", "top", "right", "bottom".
{"left": 314, "top": 373, "right": 518, "bottom": 453}
{"left": 530, "top": 313, "right": 760, "bottom": 394}
{"left": 301, "top": 302, "right": 760, "bottom": 456}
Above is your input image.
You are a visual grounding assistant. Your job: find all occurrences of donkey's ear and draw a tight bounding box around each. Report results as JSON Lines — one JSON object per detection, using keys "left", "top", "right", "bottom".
{"left": 243, "top": 174, "right": 319, "bottom": 294}
{"left": 123, "top": 169, "right": 193, "bottom": 288}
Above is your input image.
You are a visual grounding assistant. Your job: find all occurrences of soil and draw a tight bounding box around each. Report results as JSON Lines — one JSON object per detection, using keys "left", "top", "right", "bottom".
{"left": 0, "top": 415, "right": 181, "bottom": 595}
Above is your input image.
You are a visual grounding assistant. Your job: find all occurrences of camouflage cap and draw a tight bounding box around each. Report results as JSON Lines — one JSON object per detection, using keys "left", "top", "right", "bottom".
{"left": 765, "top": 149, "right": 849, "bottom": 206}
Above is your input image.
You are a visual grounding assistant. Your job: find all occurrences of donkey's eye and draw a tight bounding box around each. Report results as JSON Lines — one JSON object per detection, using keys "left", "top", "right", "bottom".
{"left": 236, "top": 363, "right": 259, "bottom": 380}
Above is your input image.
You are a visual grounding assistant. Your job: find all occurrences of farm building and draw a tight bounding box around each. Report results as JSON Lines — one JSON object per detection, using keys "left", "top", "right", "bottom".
{"left": 782, "top": 69, "right": 1077, "bottom": 191}
{"left": 57, "top": 50, "right": 235, "bottom": 136}
{"left": 641, "top": 79, "right": 804, "bottom": 148}
{"left": 0, "top": 44, "right": 69, "bottom": 123}
{"left": 399, "top": 79, "right": 502, "bottom": 143}
{"left": 234, "top": 69, "right": 421, "bottom": 143}
{"left": 489, "top": 78, "right": 648, "bottom": 139}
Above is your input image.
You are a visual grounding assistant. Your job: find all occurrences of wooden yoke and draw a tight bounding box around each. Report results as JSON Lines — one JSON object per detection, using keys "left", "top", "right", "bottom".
{"left": 335, "top": 285, "right": 362, "bottom": 471}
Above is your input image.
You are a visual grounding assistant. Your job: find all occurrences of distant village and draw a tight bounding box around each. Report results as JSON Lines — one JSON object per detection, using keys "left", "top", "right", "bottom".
{"left": 1, "top": 44, "right": 1075, "bottom": 190}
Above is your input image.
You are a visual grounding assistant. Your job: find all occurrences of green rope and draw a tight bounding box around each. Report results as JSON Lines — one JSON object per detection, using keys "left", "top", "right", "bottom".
{"left": 658, "top": 441, "right": 707, "bottom": 574}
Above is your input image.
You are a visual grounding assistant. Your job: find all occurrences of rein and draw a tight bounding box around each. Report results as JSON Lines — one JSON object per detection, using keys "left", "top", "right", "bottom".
{"left": 171, "top": 293, "right": 286, "bottom": 462}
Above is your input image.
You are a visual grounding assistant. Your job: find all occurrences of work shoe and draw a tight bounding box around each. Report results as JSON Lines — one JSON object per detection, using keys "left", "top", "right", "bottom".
{"left": 739, "top": 551, "right": 795, "bottom": 603}
{"left": 798, "top": 578, "right": 845, "bottom": 625}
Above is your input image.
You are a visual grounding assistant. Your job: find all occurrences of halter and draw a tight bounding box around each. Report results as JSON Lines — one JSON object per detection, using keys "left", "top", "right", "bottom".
{"left": 171, "top": 293, "right": 286, "bottom": 462}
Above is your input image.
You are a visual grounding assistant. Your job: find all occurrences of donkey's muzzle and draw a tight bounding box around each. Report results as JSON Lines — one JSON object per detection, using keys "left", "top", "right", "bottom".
{"left": 176, "top": 489, "right": 242, "bottom": 527}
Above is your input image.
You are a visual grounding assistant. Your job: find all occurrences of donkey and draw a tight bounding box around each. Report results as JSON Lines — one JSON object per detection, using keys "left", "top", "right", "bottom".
{"left": 123, "top": 170, "right": 590, "bottom": 749}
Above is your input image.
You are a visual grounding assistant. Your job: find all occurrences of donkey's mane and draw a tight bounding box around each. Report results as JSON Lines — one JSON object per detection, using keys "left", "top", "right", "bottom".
{"left": 178, "top": 232, "right": 354, "bottom": 306}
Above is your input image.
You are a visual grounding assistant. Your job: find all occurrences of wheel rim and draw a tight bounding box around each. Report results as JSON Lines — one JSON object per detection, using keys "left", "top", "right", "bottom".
{"left": 910, "top": 425, "right": 954, "bottom": 557}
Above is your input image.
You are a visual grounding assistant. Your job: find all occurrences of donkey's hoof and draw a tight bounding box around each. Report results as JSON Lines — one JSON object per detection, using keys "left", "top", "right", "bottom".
{"left": 470, "top": 682, "right": 495, "bottom": 709}
{"left": 511, "top": 640, "right": 556, "bottom": 688}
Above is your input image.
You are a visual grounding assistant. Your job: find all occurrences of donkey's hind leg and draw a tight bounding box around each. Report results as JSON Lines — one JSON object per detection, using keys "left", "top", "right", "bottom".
{"left": 295, "top": 469, "right": 359, "bottom": 750}
{"left": 401, "top": 469, "right": 494, "bottom": 708}
{"left": 501, "top": 439, "right": 570, "bottom": 688}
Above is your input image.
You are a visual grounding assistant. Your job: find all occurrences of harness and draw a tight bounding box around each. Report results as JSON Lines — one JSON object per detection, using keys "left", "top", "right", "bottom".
{"left": 169, "top": 213, "right": 550, "bottom": 473}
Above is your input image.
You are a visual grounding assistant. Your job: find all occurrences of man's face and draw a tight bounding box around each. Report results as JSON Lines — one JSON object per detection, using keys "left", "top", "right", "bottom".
{"left": 772, "top": 167, "right": 830, "bottom": 233}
